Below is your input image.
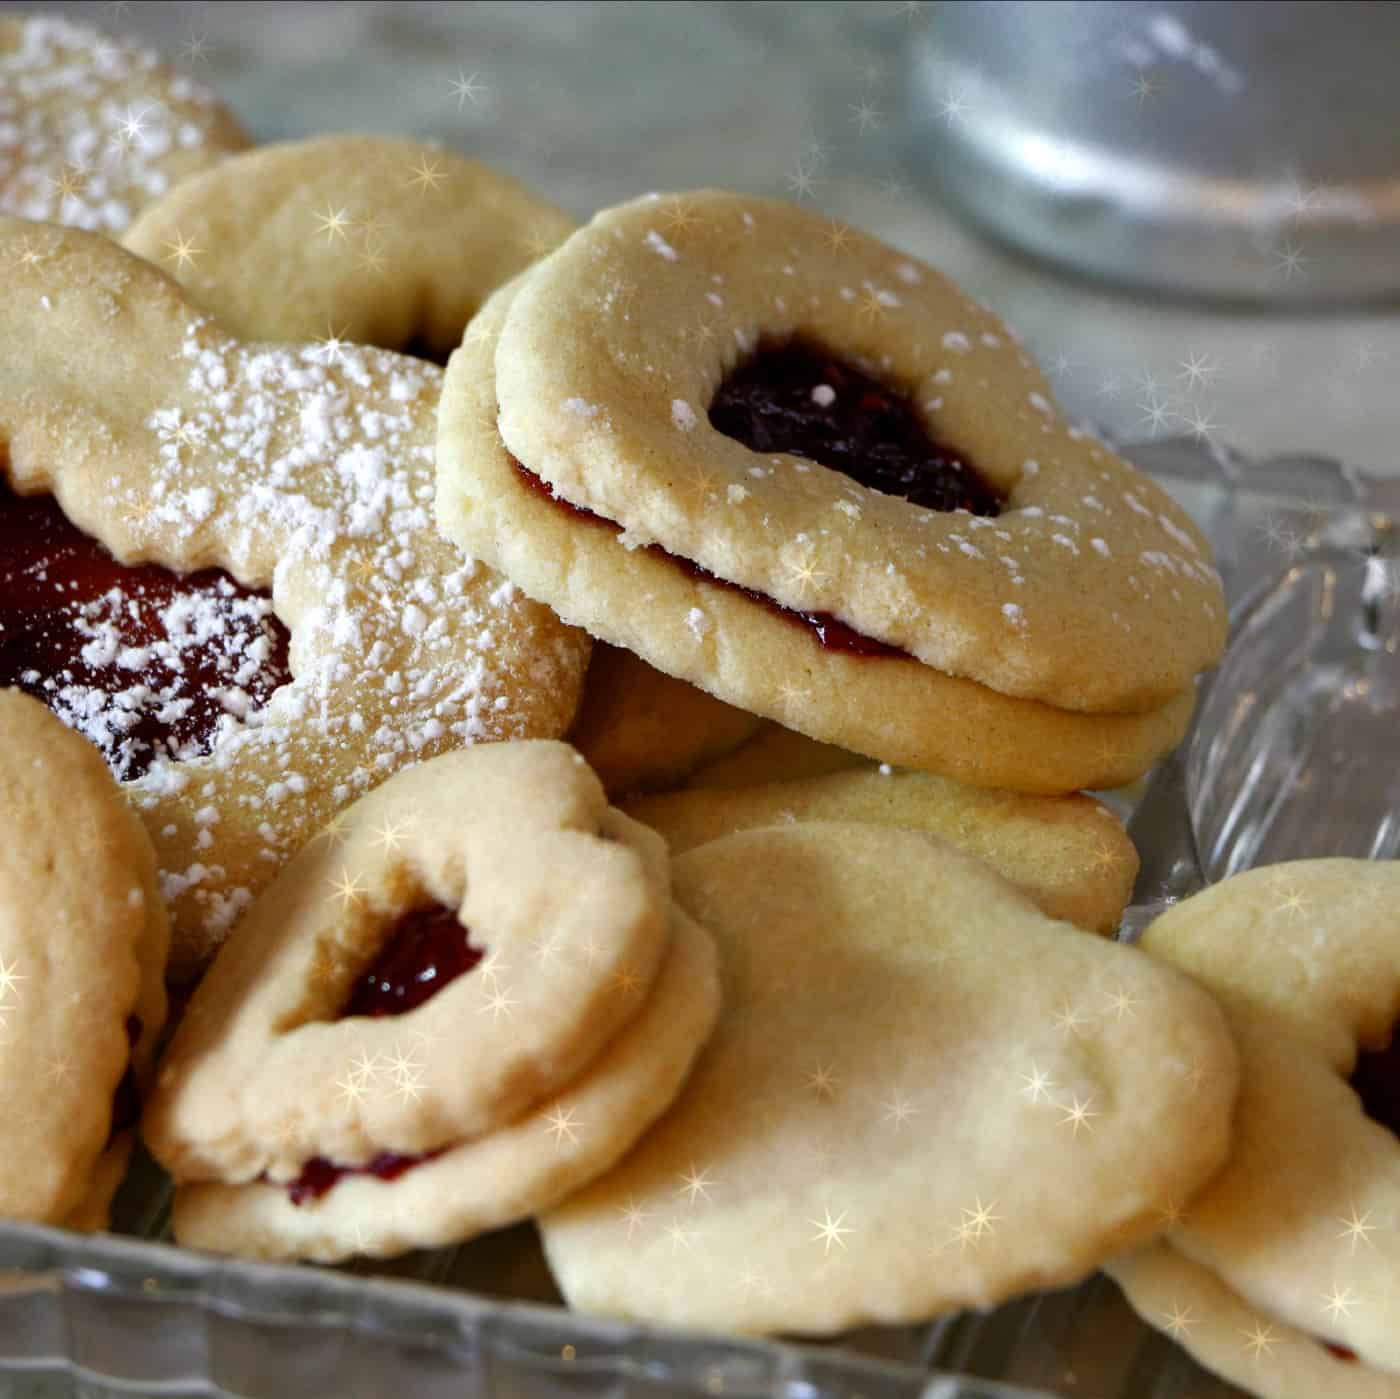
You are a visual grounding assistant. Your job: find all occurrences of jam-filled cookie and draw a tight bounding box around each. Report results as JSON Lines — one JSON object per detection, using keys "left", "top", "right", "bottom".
{"left": 539, "top": 823, "right": 1238, "bottom": 1335}
{"left": 438, "top": 270, "right": 1202, "bottom": 795}
{"left": 126, "top": 142, "right": 756, "bottom": 797}
{"left": 623, "top": 768, "right": 1138, "bottom": 934}
{"left": 1, "top": 13, "right": 249, "bottom": 235}
{"left": 144, "top": 743, "right": 720, "bottom": 1262}
{"left": 0, "top": 690, "right": 169, "bottom": 1229}
{"left": 1108, "top": 859, "right": 1400, "bottom": 1394}
{"left": 0, "top": 219, "right": 589, "bottom": 975}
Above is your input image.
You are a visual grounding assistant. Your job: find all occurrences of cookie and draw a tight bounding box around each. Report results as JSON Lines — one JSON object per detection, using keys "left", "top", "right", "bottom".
{"left": 125, "top": 147, "right": 745, "bottom": 797}
{"left": 437, "top": 276, "right": 1198, "bottom": 795}
{"left": 487, "top": 191, "right": 1225, "bottom": 719}
{"left": 568, "top": 643, "right": 761, "bottom": 796}
{"left": 1, "top": 13, "right": 249, "bottom": 235}
{"left": 1109, "top": 860, "right": 1400, "bottom": 1387}
{"left": 683, "top": 721, "right": 867, "bottom": 789}
{"left": 0, "top": 689, "right": 169, "bottom": 1228}
{"left": 538, "top": 823, "right": 1238, "bottom": 1336}
{"left": 0, "top": 219, "right": 589, "bottom": 975}
{"left": 623, "top": 768, "right": 1138, "bottom": 934}
{"left": 1111, "top": 1244, "right": 1400, "bottom": 1399}
{"left": 144, "top": 742, "right": 720, "bottom": 1263}
{"left": 122, "top": 134, "right": 575, "bottom": 356}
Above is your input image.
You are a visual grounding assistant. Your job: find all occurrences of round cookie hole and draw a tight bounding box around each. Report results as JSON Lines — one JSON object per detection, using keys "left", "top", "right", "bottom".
{"left": 339, "top": 902, "right": 485, "bottom": 1019}
{"left": 707, "top": 336, "right": 1003, "bottom": 515}
{"left": 0, "top": 477, "right": 292, "bottom": 781}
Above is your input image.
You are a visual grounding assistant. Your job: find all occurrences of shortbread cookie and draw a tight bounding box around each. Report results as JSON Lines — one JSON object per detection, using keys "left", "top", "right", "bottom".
{"left": 569, "top": 643, "right": 761, "bottom": 796}
{"left": 623, "top": 769, "right": 1138, "bottom": 934}
{"left": 539, "top": 823, "right": 1238, "bottom": 1336}
{"left": 1, "top": 13, "right": 249, "bottom": 235}
{"left": 1112, "top": 860, "right": 1400, "bottom": 1384}
{"left": 123, "top": 135, "right": 575, "bottom": 354}
{"left": 171, "top": 905, "right": 718, "bottom": 1262}
{"left": 143, "top": 742, "right": 673, "bottom": 1182}
{"left": 684, "top": 721, "right": 867, "bottom": 788}
{"left": 489, "top": 191, "right": 1226, "bottom": 717}
{"left": 437, "top": 278, "right": 1197, "bottom": 795}
{"left": 0, "top": 689, "right": 169, "bottom": 1227}
{"left": 0, "top": 219, "right": 588, "bottom": 975}
{"left": 1111, "top": 1244, "right": 1400, "bottom": 1399}
{"left": 126, "top": 151, "right": 741, "bottom": 798}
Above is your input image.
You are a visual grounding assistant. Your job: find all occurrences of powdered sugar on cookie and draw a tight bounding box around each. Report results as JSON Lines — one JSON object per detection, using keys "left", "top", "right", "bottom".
{"left": 0, "top": 13, "right": 248, "bottom": 234}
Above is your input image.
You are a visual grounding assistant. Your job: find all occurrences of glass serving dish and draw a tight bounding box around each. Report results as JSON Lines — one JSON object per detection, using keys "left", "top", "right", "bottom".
{"left": 3, "top": 436, "right": 1395, "bottom": 1399}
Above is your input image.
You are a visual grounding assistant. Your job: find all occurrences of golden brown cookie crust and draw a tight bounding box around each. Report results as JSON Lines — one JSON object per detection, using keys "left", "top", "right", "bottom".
{"left": 623, "top": 767, "right": 1138, "bottom": 934}
{"left": 493, "top": 190, "right": 1226, "bottom": 713}
{"left": 123, "top": 135, "right": 575, "bottom": 354}
{"left": 0, "top": 219, "right": 589, "bottom": 974}
{"left": 1137, "top": 860, "right": 1400, "bottom": 1374}
{"left": 0, "top": 13, "right": 249, "bottom": 235}
{"left": 540, "top": 823, "right": 1238, "bottom": 1336}
{"left": 0, "top": 689, "right": 169, "bottom": 1226}
{"left": 568, "top": 643, "right": 761, "bottom": 796}
{"left": 436, "top": 279, "right": 1195, "bottom": 794}
{"left": 143, "top": 743, "right": 673, "bottom": 1184}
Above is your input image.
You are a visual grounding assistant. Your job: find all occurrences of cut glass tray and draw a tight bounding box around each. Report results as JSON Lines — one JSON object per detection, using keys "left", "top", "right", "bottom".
{"left": 3, "top": 436, "right": 1398, "bottom": 1399}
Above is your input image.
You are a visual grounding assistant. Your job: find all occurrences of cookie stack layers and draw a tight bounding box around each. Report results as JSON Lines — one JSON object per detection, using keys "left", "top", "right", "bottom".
{"left": 1110, "top": 860, "right": 1400, "bottom": 1399}
{"left": 436, "top": 191, "right": 1228, "bottom": 795}
{"left": 142, "top": 743, "right": 720, "bottom": 1262}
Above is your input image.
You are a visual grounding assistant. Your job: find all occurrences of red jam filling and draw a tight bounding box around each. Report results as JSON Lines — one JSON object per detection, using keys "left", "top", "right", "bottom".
{"left": 340, "top": 904, "right": 483, "bottom": 1018}
{"left": 510, "top": 460, "right": 903, "bottom": 659}
{"left": 709, "top": 338, "right": 1002, "bottom": 516}
{"left": 1321, "top": 1341, "right": 1357, "bottom": 1363}
{"left": 285, "top": 1147, "right": 446, "bottom": 1206}
{"left": 1351, "top": 1032, "right": 1400, "bottom": 1139}
{"left": 0, "top": 479, "right": 291, "bottom": 782}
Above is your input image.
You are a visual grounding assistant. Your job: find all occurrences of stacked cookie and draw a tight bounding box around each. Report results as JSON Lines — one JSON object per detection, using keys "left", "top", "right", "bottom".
{"left": 142, "top": 742, "right": 720, "bottom": 1262}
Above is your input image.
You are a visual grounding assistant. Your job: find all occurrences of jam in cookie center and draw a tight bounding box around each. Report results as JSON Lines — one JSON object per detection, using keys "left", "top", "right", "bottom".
{"left": 285, "top": 1147, "right": 446, "bottom": 1205}
{"left": 709, "top": 338, "right": 1002, "bottom": 516}
{"left": 510, "top": 459, "right": 902, "bottom": 659}
{"left": 341, "top": 904, "right": 484, "bottom": 1018}
{"left": 0, "top": 479, "right": 291, "bottom": 782}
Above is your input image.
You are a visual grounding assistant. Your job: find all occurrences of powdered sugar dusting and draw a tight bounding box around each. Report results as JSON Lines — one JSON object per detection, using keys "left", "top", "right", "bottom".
{"left": 82, "top": 320, "right": 585, "bottom": 958}
{"left": 0, "top": 14, "right": 241, "bottom": 234}
{"left": 644, "top": 229, "right": 679, "bottom": 261}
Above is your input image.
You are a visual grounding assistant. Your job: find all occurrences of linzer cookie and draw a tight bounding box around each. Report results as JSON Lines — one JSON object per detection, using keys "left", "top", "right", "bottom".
{"left": 539, "top": 823, "right": 1238, "bottom": 1336}
{"left": 0, "top": 219, "right": 589, "bottom": 974}
{"left": 0, "top": 13, "right": 249, "bottom": 235}
{"left": 623, "top": 767, "right": 1138, "bottom": 934}
{"left": 0, "top": 690, "right": 169, "bottom": 1229}
{"left": 1108, "top": 860, "right": 1400, "bottom": 1395}
{"left": 437, "top": 268, "right": 1204, "bottom": 796}
{"left": 126, "top": 143, "right": 755, "bottom": 796}
{"left": 145, "top": 743, "right": 720, "bottom": 1262}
